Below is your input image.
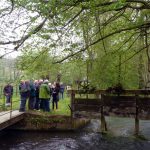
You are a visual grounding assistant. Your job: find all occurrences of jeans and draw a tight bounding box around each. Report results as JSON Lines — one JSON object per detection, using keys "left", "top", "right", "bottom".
{"left": 5, "top": 95, "right": 11, "bottom": 103}
{"left": 35, "top": 97, "right": 40, "bottom": 110}
{"left": 19, "top": 96, "right": 28, "bottom": 112}
{"left": 28, "top": 96, "right": 36, "bottom": 110}
{"left": 59, "top": 92, "right": 64, "bottom": 99}
{"left": 40, "top": 98, "right": 50, "bottom": 112}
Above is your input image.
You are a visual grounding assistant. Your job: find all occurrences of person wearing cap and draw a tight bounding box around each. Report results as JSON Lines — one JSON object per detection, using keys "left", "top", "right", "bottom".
{"left": 39, "top": 79, "right": 50, "bottom": 112}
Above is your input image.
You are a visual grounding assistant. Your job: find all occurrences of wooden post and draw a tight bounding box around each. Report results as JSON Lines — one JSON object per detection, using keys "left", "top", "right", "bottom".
{"left": 71, "top": 90, "right": 75, "bottom": 118}
{"left": 70, "top": 90, "right": 75, "bottom": 129}
{"left": 100, "top": 94, "right": 107, "bottom": 132}
{"left": 134, "top": 94, "right": 139, "bottom": 136}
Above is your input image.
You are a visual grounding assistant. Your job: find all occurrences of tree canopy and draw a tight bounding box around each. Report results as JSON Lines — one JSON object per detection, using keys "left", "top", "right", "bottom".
{"left": 0, "top": 0, "right": 150, "bottom": 88}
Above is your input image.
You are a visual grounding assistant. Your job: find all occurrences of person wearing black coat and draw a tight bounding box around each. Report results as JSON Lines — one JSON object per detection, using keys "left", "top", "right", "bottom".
{"left": 52, "top": 82, "right": 60, "bottom": 110}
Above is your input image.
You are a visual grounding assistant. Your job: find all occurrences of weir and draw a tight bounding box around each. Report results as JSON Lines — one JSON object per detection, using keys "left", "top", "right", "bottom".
{"left": 0, "top": 89, "right": 149, "bottom": 136}
{"left": 70, "top": 90, "right": 150, "bottom": 135}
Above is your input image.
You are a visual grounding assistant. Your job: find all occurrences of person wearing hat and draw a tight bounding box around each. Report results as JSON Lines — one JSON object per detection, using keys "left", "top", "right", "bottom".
{"left": 39, "top": 79, "right": 50, "bottom": 112}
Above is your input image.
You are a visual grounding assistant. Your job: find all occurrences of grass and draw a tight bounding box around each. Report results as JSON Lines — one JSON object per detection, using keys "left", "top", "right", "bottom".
{"left": 49, "top": 97, "right": 71, "bottom": 116}
{"left": 0, "top": 94, "right": 71, "bottom": 116}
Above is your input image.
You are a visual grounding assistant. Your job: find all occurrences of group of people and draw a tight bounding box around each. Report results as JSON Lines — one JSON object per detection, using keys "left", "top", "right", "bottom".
{"left": 19, "top": 79, "right": 65, "bottom": 112}
{"left": 3, "top": 79, "right": 65, "bottom": 112}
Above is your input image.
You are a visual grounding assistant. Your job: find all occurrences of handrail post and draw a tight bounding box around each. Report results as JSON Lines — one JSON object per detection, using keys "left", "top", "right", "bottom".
{"left": 3, "top": 93, "right": 5, "bottom": 111}
{"left": 10, "top": 95, "right": 13, "bottom": 119}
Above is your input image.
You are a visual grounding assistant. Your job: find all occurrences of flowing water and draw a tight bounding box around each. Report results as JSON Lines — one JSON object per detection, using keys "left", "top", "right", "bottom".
{"left": 0, "top": 117, "right": 150, "bottom": 150}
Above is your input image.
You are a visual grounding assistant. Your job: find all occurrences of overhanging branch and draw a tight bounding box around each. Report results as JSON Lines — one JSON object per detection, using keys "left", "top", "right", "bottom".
{"left": 54, "top": 21, "right": 150, "bottom": 63}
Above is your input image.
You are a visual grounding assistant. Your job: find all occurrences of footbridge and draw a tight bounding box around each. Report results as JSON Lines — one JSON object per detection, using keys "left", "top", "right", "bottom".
{"left": 0, "top": 110, "right": 25, "bottom": 130}
{"left": 0, "top": 98, "right": 25, "bottom": 131}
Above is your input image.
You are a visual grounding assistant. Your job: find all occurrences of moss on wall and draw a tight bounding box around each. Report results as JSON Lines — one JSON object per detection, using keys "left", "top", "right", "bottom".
{"left": 9, "top": 113, "right": 90, "bottom": 131}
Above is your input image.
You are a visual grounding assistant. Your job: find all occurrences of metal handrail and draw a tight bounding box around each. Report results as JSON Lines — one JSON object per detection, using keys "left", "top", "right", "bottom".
{"left": 0, "top": 94, "right": 20, "bottom": 119}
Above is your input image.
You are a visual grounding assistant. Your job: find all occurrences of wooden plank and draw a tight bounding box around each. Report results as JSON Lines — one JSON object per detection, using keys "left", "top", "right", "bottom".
{"left": 99, "top": 95, "right": 137, "bottom": 110}
{"left": 68, "top": 89, "right": 150, "bottom": 95}
{"left": 72, "top": 93, "right": 150, "bottom": 120}
{"left": 74, "top": 98, "right": 101, "bottom": 105}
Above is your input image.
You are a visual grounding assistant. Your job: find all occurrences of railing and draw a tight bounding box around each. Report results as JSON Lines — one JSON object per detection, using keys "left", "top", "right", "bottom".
{"left": 0, "top": 92, "right": 20, "bottom": 119}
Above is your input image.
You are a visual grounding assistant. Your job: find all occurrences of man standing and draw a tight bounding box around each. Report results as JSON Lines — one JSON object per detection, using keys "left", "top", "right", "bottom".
{"left": 19, "top": 80, "right": 30, "bottom": 112}
{"left": 39, "top": 80, "right": 50, "bottom": 112}
{"left": 28, "top": 80, "right": 36, "bottom": 110}
{"left": 3, "top": 82, "right": 13, "bottom": 106}
{"left": 59, "top": 82, "right": 65, "bottom": 99}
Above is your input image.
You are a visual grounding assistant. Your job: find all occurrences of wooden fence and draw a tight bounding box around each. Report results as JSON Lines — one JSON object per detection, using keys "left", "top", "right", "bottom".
{"left": 70, "top": 90, "right": 150, "bottom": 135}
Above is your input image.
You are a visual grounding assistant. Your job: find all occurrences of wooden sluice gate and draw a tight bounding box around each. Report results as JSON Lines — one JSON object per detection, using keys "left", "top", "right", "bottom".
{"left": 70, "top": 90, "right": 150, "bottom": 135}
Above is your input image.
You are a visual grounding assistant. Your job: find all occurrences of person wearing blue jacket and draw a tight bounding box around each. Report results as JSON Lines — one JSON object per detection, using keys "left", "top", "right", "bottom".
{"left": 28, "top": 80, "right": 36, "bottom": 110}
{"left": 19, "top": 80, "right": 30, "bottom": 112}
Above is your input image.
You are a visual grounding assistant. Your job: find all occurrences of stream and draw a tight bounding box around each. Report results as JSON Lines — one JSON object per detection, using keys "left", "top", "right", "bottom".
{"left": 0, "top": 117, "right": 150, "bottom": 150}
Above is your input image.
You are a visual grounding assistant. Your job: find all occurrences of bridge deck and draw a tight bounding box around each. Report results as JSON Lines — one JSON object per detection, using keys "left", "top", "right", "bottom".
{"left": 0, "top": 110, "right": 25, "bottom": 130}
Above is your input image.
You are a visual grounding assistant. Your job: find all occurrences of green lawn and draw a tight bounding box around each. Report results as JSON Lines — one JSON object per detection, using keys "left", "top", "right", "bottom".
{"left": 49, "top": 97, "right": 71, "bottom": 115}
{"left": 0, "top": 94, "right": 71, "bottom": 116}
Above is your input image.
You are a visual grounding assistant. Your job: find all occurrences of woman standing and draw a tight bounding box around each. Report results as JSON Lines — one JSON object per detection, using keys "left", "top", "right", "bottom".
{"left": 52, "top": 82, "right": 60, "bottom": 110}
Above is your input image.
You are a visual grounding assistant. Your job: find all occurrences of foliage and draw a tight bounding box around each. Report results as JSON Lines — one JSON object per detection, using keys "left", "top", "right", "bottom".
{"left": 0, "top": 0, "right": 150, "bottom": 89}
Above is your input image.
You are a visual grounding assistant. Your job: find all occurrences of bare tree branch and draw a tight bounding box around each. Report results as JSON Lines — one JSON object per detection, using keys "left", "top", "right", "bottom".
{"left": 54, "top": 21, "right": 150, "bottom": 63}
{"left": 116, "top": 44, "right": 150, "bottom": 67}
{"left": 61, "top": 8, "right": 83, "bottom": 29}
{"left": 14, "top": 18, "right": 47, "bottom": 50}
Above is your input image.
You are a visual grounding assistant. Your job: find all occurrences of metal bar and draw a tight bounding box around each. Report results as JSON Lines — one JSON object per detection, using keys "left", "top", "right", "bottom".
{"left": 3, "top": 94, "right": 5, "bottom": 111}
{"left": 10, "top": 96, "right": 12, "bottom": 119}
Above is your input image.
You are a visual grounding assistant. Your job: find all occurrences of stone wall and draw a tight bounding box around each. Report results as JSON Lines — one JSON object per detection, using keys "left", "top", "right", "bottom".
{"left": 9, "top": 113, "right": 90, "bottom": 131}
